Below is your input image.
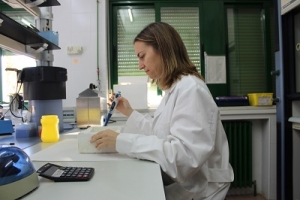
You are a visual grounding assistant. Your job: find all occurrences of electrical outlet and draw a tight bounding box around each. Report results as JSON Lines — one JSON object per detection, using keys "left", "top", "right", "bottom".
{"left": 67, "top": 46, "right": 83, "bottom": 55}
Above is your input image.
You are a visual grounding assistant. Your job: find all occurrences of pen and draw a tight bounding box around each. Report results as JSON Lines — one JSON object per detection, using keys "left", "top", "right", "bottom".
{"left": 103, "top": 91, "right": 121, "bottom": 126}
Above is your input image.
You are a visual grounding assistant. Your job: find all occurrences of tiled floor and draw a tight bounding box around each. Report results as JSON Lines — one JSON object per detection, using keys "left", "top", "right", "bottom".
{"left": 226, "top": 194, "right": 266, "bottom": 200}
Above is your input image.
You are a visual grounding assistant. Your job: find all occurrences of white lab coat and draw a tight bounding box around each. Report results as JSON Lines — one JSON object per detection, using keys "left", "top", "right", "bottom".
{"left": 116, "top": 75, "right": 234, "bottom": 200}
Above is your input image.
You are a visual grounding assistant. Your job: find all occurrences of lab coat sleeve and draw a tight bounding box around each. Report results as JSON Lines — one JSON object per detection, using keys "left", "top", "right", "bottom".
{"left": 117, "top": 80, "right": 218, "bottom": 183}
{"left": 125, "top": 110, "right": 154, "bottom": 135}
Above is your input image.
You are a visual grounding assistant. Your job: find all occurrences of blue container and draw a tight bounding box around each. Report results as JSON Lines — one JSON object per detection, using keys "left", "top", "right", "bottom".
{"left": 38, "top": 31, "right": 59, "bottom": 46}
{"left": 15, "top": 123, "right": 37, "bottom": 138}
{"left": 0, "top": 146, "right": 39, "bottom": 199}
{"left": 0, "top": 119, "right": 14, "bottom": 135}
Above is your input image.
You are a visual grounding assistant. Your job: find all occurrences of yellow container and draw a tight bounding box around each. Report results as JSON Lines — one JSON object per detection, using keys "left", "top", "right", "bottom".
{"left": 40, "top": 115, "right": 60, "bottom": 142}
{"left": 248, "top": 93, "right": 273, "bottom": 106}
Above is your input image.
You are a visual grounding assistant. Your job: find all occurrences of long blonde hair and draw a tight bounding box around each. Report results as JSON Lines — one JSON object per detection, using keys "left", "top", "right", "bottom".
{"left": 134, "top": 22, "right": 204, "bottom": 90}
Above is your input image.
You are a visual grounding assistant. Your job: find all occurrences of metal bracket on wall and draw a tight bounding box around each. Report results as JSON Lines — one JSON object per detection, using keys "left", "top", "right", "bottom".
{"left": 41, "top": 52, "right": 54, "bottom": 62}
{"left": 26, "top": 43, "right": 48, "bottom": 54}
{"left": 273, "top": 97, "right": 280, "bottom": 103}
{"left": 271, "top": 70, "right": 280, "bottom": 76}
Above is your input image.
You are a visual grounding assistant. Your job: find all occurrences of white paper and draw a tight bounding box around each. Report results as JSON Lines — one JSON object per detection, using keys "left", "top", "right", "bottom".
{"left": 78, "top": 126, "right": 122, "bottom": 153}
{"left": 30, "top": 139, "right": 134, "bottom": 161}
{"left": 204, "top": 53, "right": 226, "bottom": 84}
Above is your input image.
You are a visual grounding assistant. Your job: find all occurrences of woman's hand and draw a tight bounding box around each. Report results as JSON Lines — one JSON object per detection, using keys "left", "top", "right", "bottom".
{"left": 108, "top": 93, "right": 134, "bottom": 117}
{"left": 90, "top": 129, "right": 119, "bottom": 150}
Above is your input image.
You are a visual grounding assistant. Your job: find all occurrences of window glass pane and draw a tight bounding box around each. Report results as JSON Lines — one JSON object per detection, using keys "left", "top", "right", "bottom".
{"left": 227, "top": 8, "right": 266, "bottom": 95}
{"left": 117, "top": 8, "right": 155, "bottom": 80}
{"left": 161, "top": 7, "right": 201, "bottom": 72}
{"left": 1, "top": 50, "right": 36, "bottom": 103}
{"left": 2, "top": 11, "right": 35, "bottom": 27}
{"left": 294, "top": 13, "right": 300, "bottom": 92}
{"left": 116, "top": 8, "right": 158, "bottom": 108}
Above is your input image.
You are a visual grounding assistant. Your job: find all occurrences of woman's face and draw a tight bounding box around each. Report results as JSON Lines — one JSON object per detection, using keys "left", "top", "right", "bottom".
{"left": 134, "top": 41, "right": 163, "bottom": 79}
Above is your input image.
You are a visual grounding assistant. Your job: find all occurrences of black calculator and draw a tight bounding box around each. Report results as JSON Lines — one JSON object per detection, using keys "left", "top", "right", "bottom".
{"left": 36, "top": 163, "right": 95, "bottom": 182}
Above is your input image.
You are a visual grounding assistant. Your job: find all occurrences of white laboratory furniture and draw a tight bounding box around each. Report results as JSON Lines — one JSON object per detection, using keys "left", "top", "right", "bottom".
{"left": 289, "top": 101, "right": 300, "bottom": 200}
{"left": 219, "top": 106, "right": 276, "bottom": 200}
{"left": 0, "top": 106, "right": 276, "bottom": 199}
{"left": 24, "top": 161, "right": 165, "bottom": 200}
{"left": 21, "top": 132, "right": 165, "bottom": 200}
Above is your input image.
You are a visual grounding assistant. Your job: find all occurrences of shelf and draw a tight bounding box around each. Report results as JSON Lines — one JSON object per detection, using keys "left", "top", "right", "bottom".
{"left": 288, "top": 117, "right": 300, "bottom": 130}
{"left": 38, "top": 0, "right": 61, "bottom": 7}
{"left": 287, "top": 93, "right": 300, "bottom": 100}
{"left": 0, "top": 12, "right": 60, "bottom": 51}
{"left": 281, "top": 0, "right": 300, "bottom": 15}
{"left": 288, "top": 116, "right": 300, "bottom": 123}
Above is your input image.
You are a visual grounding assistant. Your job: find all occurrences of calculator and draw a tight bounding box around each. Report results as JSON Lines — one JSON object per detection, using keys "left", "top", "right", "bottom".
{"left": 36, "top": 163, "right": 95, "bottom": 182}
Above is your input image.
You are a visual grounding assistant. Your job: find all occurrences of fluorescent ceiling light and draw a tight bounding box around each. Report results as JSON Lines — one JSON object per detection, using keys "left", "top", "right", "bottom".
{"left": 21, "top": 18, "right": 31, "bottom": 26}
{"left": 128, "top": 9, "right": 133, "bottom": 22}
{"left": 16, "top": 0, "right": 40, "bottom": 17}
{"left": 2, "top": 0, "right": 40, "bottom": 17}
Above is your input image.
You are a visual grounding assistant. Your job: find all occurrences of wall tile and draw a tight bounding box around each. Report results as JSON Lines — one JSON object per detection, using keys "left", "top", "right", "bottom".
{"left": 71, "top": 0, "right": 96, "bottom": 13}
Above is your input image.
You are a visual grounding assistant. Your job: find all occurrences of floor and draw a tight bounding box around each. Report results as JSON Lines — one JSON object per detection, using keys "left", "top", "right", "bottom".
{"left": 226, "top": 194, "right": 266, "bottom": 200}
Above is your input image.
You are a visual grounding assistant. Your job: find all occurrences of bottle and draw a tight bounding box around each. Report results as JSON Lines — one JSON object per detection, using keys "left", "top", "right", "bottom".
{"left": 40, "top": 115, "right": 59, "bottom": 142}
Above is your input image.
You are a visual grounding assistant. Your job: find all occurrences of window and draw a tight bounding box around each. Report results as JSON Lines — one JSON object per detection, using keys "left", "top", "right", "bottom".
{"left": 294, "top": 12, "right": 300, "bottom": 92}
{"left": 109, "top": 1, "right": 275, "bottom": 106}
{"left": 110, "top": 2, "right": 201, "bottom": 108}
{"left": 0, "top": 7, "right": 36, "bottom": 103}
{"left": 161, "top": 7, "right": 200, "bottom": 72}
{"left": 2, "top": 10, "right": 35, "bottom": 27}
{"left": 116, "top": 6, "right": 200, "bottom": 79}
{"left": 117, "top": 7, "right": 155, "bottom": 78}
{"left": 1, "top": 49, "right": 36, "bottom": 103}
{"left": 227, "top": 7, "right": 267, "bottom": 95}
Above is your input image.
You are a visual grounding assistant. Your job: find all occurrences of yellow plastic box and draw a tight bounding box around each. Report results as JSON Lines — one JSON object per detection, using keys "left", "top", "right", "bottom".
{"left": 248, "top": 93, "right": 273, "bottom": 106}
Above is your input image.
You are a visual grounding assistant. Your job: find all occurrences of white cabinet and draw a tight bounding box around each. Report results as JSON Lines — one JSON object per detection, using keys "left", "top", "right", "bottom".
{"left": 220, "top": 106, "right": 277, "bottom": 200}
{"left": 289, "top": 101, "right": 300, "bottom": 200}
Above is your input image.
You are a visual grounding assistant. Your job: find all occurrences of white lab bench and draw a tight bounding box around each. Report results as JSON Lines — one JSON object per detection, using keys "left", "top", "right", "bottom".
{"left": 1, "top": 106, "right": 276, "bottom": 200}
{"left": 23, "top": 160, "right": 164, "bottom": 200}
{"left": 20, "top": 131, "right": 165, "bottom": 200}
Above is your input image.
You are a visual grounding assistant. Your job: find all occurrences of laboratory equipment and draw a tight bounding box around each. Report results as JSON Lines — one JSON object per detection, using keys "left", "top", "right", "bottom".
{"left": 0, "top": 119, "right": 14, "bottom": 135}
{"left": 76, "top": 86, "right": 102, "bottom": 128}
{"left": 0, "top": 146, "right": 39, "bottom": 200}
{"left": 15, "top": 122, "right": 37, "bottom": 138}
{"left": 103, "top": 91, "right": 121, "bottom": 126}
{"left": 21, "top": 66, "right": 67, "bottom": 133}
{"left": 0, "top": 104, "right": 13, "bottom": 135}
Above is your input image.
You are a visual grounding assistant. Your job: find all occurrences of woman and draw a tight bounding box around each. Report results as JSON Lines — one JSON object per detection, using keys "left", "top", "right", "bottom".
{"left": 91, "top": 22, "right": 234, "bottom": 200}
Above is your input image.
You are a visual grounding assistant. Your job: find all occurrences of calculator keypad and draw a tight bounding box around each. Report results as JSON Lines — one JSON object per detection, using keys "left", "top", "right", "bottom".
{"left": 60, "top": 167, "right": 93, "bottom": 179}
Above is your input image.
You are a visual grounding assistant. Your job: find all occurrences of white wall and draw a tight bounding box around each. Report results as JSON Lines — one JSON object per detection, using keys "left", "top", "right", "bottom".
{"left": 52, "top": 0, "right": 108, "bottom": 108}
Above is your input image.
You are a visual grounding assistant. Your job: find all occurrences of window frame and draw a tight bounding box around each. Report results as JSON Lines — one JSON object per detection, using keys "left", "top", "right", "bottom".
{"left": 0, "top": 3, "right": 30, "bottom": 102}
{"left": 224, "top": 3, "right": 274, "bottom": 95}
{"left": 109, "top": 0, "right": 276, "bottom": 98}
{"left": 109, "top": 1, "right": 202, "bottom": 90}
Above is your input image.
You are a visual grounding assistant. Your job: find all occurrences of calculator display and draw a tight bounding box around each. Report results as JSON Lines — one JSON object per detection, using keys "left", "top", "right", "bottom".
{"left": 43, "top": 166, "right": 64, "bottom": 177}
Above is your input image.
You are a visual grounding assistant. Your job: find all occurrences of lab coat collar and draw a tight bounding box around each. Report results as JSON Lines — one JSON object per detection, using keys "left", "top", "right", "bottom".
{"left": 153, "top": 80, "right": 178, "bottom": 119}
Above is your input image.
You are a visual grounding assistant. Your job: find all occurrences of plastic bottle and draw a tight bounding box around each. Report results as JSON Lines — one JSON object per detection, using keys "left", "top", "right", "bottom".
{"left": 40, "top": 115, "right": 59, "bottom": 142}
